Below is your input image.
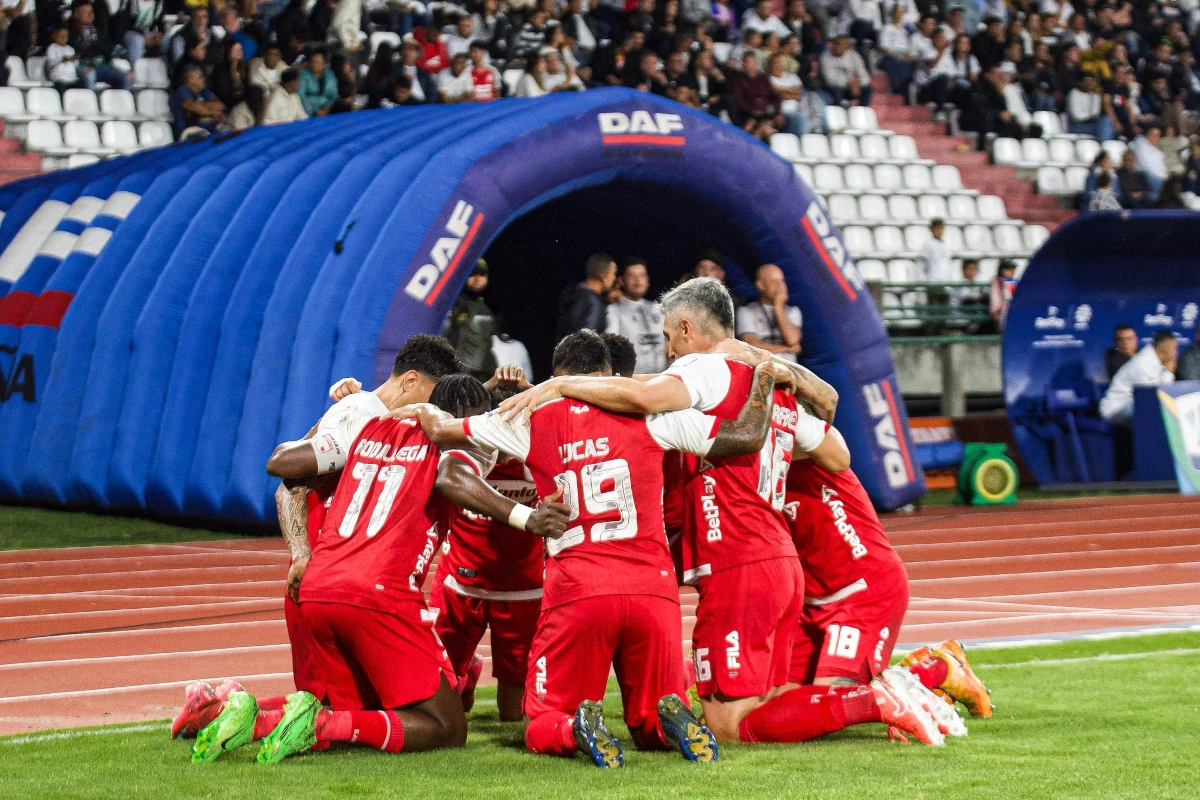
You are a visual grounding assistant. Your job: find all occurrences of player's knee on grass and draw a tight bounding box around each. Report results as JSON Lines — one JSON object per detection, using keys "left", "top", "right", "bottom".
{"left": 402, "top": 675, "right": 468, "bottom": 750}
{"left": 497, "top": 682, "right": 524, "bottom": 722}
{"left": 699, "top": 693, "right": 764, "bottom": 742}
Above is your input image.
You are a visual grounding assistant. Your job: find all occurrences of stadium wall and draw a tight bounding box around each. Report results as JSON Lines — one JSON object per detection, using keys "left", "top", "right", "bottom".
{"left": 0, "top": 88, "right": 924, "bottom": 522}
{"left": 1003, "top": 211, "right": 1200, "bottom": 484}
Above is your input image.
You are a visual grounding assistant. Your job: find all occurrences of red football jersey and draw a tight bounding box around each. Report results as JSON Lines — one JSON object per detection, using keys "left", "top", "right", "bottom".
{"left": 304, "top": 475, "right": 339, "bottom": 549}
{"left": 665, "top": 354, "right": 800, "bottom": 581}
{"left": 465, "top": 398, "right": 722, "bottom": 610}
{"left": 438, "top": 458, "right": 544, "bottom": 594}
{"left": 302, "top": 417, "right": 450, "bottom": 612}
{"left": 784, "top": 462, "right": 905, "bottom": 601}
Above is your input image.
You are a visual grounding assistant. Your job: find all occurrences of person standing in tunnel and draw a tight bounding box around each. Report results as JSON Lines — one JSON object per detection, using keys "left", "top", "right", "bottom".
{"left": 606, "top": 258, "right": 666, "bottom": 374}
{"left": 555, "top": 252, "right": 616, "bottom": 343}
{"left": 442, "top": 260, "right": 498, "bottom": 382}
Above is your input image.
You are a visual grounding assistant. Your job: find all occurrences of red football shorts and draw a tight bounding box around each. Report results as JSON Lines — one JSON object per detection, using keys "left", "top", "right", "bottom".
{"left": 789, "top": 560, "right": 910, "bottom": 685}
{"left": 692, "top": 556, "right": 804, "bottom": 699}
{"left": 428, "top": 579, "right": 541, "bottom": 685}
{"left": 284, "top": 594, "right": 322, "bottom": 697}
{"left": 524, "top": 594, "right": 685, "bottom": 747}
{"left": 301, "top": 600, "right": 456, "bottom": 710}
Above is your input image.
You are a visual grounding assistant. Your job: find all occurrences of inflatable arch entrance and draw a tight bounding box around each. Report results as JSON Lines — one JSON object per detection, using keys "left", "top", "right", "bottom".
{"left": 0, "top": 88, "right": 923, "bottom": 522}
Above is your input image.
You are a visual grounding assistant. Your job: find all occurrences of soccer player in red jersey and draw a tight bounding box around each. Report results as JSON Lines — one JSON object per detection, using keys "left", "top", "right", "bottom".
{"left": 190, "top": 347, "right": 570, "bottom": 764}
{"left": 406, "top": 330, "right": 783, "bottom": 767}
{"left": 498, "top": 279, "right": 946, "bottom": 746}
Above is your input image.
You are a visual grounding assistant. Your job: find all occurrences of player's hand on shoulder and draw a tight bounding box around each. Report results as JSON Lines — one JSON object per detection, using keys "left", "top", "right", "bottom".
{"left": 497, "top": 378, "right": 562, "bottom": 422}
{"left": 329, "top": 377, "right": 362, "bottom": 401}
{"left": 381, "top": 402, "right": 434, "bottom": 421}
{"left": 526, "top": 486, "right": 571, "bottom": 539}
{"left": 713, "top": 337, "right": 773, "bottom": 367}
{"left": 485, "top": 364, "right": 532, "bottom": 391}
{"left": 765, "top": 361, "right": 797, "bottom": 394}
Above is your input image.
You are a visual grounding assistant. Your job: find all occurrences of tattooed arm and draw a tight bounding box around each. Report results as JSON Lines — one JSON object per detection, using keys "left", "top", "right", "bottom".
{"left": 275, "top": 482, "right": 312, "bottom": 603}
{"left": 707, "top": 362, "right": 778, "bottom": 458}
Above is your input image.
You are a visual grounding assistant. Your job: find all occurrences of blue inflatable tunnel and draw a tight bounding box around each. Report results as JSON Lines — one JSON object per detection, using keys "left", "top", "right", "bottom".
{"left": 0, "top": 88, "right": 924, "bottom": 522}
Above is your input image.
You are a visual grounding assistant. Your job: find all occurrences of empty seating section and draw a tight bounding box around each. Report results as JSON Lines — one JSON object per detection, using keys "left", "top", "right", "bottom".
{"left": 0, "top": 55, "right": 177, "bottom": 169}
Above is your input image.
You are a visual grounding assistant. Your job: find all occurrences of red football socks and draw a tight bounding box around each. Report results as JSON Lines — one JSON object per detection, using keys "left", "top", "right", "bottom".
{"left": 738, "top": 685, "right": 882, "bottom": 744}
{"left": 256, "top": 695, "right": 287, "bottom": 712}
{"left": 908, "top": 656, "right": 950, "bottom": 690}
{"left": 524, "top": 712, "right": 577, "bottom": 756}
{"left": 315, "top": 710, "right": 405, "bottom": 753}
{"left": 252, "top": 710, "right": 284, "bottom": 740}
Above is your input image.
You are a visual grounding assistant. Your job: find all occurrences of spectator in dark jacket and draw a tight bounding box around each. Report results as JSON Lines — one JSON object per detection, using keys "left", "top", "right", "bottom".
{"left": 211, "top": 39, "right": 250, "bottom": 108}
{"left": 1106, "top": 324, "right": 1139, "bottom": 379}
{"left": 1178, "top": 328, "right": 1200, "bottom": 381}
{"left": 731, "top": 50, "right": 783, "bottom": 140}
{"left": 1116, "top": 149, "right": 1153, "bottom": 208}
{"left": 590, "top": 31, "right": 642, "bottom": 86}
{"left": 971, "top": 16, "right": 1006, "bottom": 71}
{"left": 70, "top": 2, "right": 130, "bottom": 89}
{"left": 442, "top": 260, "right": 499, "bottom": 381}
{"left": 556, "top": 252, "right": 618, "bottom": 343}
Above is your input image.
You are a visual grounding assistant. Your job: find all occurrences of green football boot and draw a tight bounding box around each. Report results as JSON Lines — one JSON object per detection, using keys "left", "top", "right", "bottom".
{"left": 255, "top": 691, "right": 321, "bottom": 765}
{"left": 191, "top": 690, "right": 259, "bottom": 764}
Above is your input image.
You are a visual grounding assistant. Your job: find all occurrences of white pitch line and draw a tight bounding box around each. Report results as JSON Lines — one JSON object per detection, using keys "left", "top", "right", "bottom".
{"left": 979, "top": 647, "right": 1200, "bottom": 669}
{"left": 1, "top": 722, "right": 167, "bottom": 745}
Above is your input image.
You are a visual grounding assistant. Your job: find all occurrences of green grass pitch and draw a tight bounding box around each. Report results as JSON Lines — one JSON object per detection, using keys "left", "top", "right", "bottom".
{"left": 2, "top": 632, "right": 1197, "bottom": 800}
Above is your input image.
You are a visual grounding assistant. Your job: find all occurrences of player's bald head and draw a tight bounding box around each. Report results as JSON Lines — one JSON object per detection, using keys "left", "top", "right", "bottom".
{"left": 552, "top": 330, "right": 613, "bottom": 377}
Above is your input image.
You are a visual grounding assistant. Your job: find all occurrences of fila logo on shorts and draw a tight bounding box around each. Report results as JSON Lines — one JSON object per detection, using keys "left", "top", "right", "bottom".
{"left": 598, "top": 111, "right": 686, "bottom": 147}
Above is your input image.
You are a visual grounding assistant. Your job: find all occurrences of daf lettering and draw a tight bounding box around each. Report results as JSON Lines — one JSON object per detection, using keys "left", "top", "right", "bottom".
{"left": 405, "top": 200, "right": 476, "bottom": 301}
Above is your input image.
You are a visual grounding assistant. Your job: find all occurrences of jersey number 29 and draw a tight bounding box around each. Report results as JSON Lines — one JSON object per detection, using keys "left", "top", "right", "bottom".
{"left": 549, "top": 458, "right": 638, "bottom": 556}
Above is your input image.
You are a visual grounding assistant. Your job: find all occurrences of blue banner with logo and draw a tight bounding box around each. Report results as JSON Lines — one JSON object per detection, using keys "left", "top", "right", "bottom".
{"left": 1002, "top": 211, "right": 1200, "bottom": 485}
{"left": 1158, "top": 382, "right": 1200, "bottom": 493}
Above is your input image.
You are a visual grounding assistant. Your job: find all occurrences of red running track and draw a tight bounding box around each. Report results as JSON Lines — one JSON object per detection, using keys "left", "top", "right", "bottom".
{"left": 2, "top": 495, "right": 1199, "bottom": 735}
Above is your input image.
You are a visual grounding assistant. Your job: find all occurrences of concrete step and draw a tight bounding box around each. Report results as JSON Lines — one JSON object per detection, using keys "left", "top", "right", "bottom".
{"left": 875, "top": 105, "right": 934, "bottom": 123}
{"left": 0, "top": 152, "right": 44, "bottom": 170}
{"left": 0, "top": 138, "right": 22, "bottom": 154}
{"left": 913, "top": 135, "right": 974, "bottom": 154}
{"left": 0, "top": 167, "right": 41, "bottom": 186}
{"left": 1018, "top": 208, "right": 1076, "bottom": 226}
{"left": 882, "top": 120, "right": 948, "bottom": 137}
{"left": 930, "top": 150, "right": 992, "bottom": 168}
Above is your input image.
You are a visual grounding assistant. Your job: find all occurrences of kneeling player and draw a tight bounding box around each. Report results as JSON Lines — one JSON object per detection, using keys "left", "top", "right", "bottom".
{"left": 191, "top": 372, "right": 570, "bottom": 764}
{"left": 406, "top": 331, "right": 782, "bottom": 767}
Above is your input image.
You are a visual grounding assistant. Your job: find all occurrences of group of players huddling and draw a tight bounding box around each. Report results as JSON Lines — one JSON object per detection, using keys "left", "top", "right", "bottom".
{"left": 171, "top": 277, "right": 992, "bottom": 768}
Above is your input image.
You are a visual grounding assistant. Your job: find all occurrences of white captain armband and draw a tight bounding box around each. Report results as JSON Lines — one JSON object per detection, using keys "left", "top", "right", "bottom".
{"left": 794, "top": 414, "right": 829, "bottom": 453}
{"left": 508, "top": 503, "right": 534, "bottom": 531}
{"left": 309, "top": 433, "right": 348, "bottom": 475}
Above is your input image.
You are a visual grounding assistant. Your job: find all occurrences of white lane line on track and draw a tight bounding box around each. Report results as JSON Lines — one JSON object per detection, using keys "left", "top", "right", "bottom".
{"left": 0, "top": 618, "right": 285, "bottom": 644}
{"left": 0, "top": 643, "right": 291, "bottom": 671}
{"left": 0, "top": 672, "right": 294, "bottom": 704}
{"left": 977, "top": 647, "right": 1200, "bottom": 669}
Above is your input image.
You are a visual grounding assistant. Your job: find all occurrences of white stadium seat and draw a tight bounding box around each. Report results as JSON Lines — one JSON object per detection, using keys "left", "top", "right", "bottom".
{"left": 0, "top": 86, "right": 35, "bottom": 121}
{"left": 25, "top": 87, "right": 74, "bottom": 121}
{"left": 136, "top": 89, "right": 171, "bottom": 119}
{"left": 134, "top": 58, "right": 170, "bottom": 89}
{"left": 770, "top": 132, "right": 801, "bottom": 161}
{"left": 1101, "top": 139, "right": 1127, "bottom": 164}
{"left": 976, "top": 195, "right": 1007, "bottom": 220}
{"left": 1023, "top": 224, "right": 1050, "bottom": 252}
{"left": 887, "top": 194, "right": 918, "bottom": 222}
{"left": 1033, "top": 110, "right": 1063, "bottom": 138}
{"left": 138, "top": 120, "right": 173, "bottom": 147}
{"left": 931, "top": 164, "right": 963, "bottom": 191}
{"left": 824, "top": 105, "right": 849, "bottom": 133}
{"left": 1037, "top": 166, "right": 1066, "bottom": 194}
{"left": 978, "top": 258, "right": 1000, "bottom": 281}
{"left": 901, "top": 164, "right": 931, "bottom": 192}
{"left": 101, "top": 120, "right": 140, "bottom": 153}
{"left": 847, "top": 106, "right": 878, "bottom": 132}
{"left": 873, "top": 164, "right": 902, "bottom": 192}
{"left": 841, "top": 226, "right": 874, "bottom": 256}
{"left": 917, "top": 194, "right": 947, "bottom": 220}
{"left": 1021, "top": 137, "right": 1050, "bottom": 164}
{"left": 25, "top": 56, "right": 49, "bottom": 85}
{"left": 369, "top": 30, "right": 401, "bottom": 61}
{"left": 889, "top": 134, "right": 918, "bottom": 161}
{"left": 26, "top": 120, "right": 75, "bottom": 156}
{"left": 942, "top": 224, "right": 966, "bottom": 252}
{"left": 7, "top": 55, "right": 36, "bottom": 88}
{"left": 993, "top": 224, "right": 1024, "bottom": 254}
{"left": 947, "top": 194, "right": 976, "bottom": 221}
{"left": 887, "top": 258, "right": 917, "bottom": 282}
{"left": 992, "top": 137, "right": 1021, "bottom": 165}
{"left": 964, "top": 224, "right": 995, "bottom": 252}
{"left": 813, "top": 163, "right": 844, "bottom": 192}
{"left": 1065, "top": 165, "right": 1089, "bottom": 193}
{"left": 62, "top": 88, "right": 110, "bottom": 121}
{"left": 872, "top": 225, "right": 905, "bottom": 255}
{"left": 793, "top": 163, "right": 813, "bottom": 185}
{"left": 903, "top": 225, "right": 930, "bottom": 252}
{"left": 843, "top": 163, "right": 874, "bottom": 192}
{"left": 858, "top": 194, "right": 888, "bottom": 222}
{"left": 502, "top": 68, "right": 522, "bottom": 95}
{"left": 800, "top": 133, "right": 830, "bottom": 160}
{"left": 858, "top": 133, "right": 889, "bottom": 161}
{"left": 857, "top": 259, "right": 887, "bottom": 281}
{"left": 67, "top": 153, "right": 100, "bottom": 168}
{"left": 830, "top": 134, "right": 859, "bottom": 161}
{"left": 100, "top": 89, "right": 140, "bottom": 120}
{"left": 64, "top": 120, "right": 116, "bottom": 156}
{"left": 827, "top": 194, "right": 859, "bottom": 224}
{"left": 1076, "top": 138, "right": 1101, "bottom": 166}
{"left": 1048, "top": 137, "right": 1077, "bottom": 165}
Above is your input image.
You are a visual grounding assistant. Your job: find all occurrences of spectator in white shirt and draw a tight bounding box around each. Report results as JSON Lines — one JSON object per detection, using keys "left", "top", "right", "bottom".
{"left": 1088, "top": 171, "right": 1123, "bottom": 211}
{"left": 1099, "top": 332, "right": 1178, "bottom": 424}
{"left": 878, "top": 4, "right": 914, "bottom": 94}
{"left": 767, "top": 51, "right": 808, "bottom": 135}
{"left": 916, "top": 218, "right": 953, "bottom": 282}
{"left": 443, "top": 13, "right": 476, "bottom": 57}
{"left": 605, "top": 259, "right": 666, "bottom": 374}
{"left": 329, "top": 0, "right": 363, "bottom": 69}
{"left": 438, "top": 52, "right": 475, "bottom": 102}
{"left": 262, "top": 68, "right": 308, "bottom": 125}
{"left": 541, "top": 47, "right": 584, "bottom": 91}
{"left": 1066, "top": 73, "right": 1114, "bottom": 141}
{"left": 736, "top": 263, "right": 803, "bottom": 362}
{"left": 250, "top": 44, "right": 286, "bottom": 92}
{"left": 819, "top": 33, "right": 872, "bottom": 106}
{"left": 1130, "top": 126, "right": 1168, "bottom": 201}
{"left": 1000, "top": 63, "right": 1037, "bottom": 131}
{"left": 742, "top": 0, "right": 792, "bottom": 38}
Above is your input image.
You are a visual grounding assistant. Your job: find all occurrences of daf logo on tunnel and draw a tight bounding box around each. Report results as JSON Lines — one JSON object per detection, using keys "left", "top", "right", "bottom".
{"left": 863, "top": 380, "right": 915, "bottom": 489}
{"left": 405, "top": 200, "right": 486, "bottom": 306}
{"left": 598, "top": 111, "right": 686, "bottom": 146}
{"left": 800, "top": 201, "right": 865, "bottom": 303}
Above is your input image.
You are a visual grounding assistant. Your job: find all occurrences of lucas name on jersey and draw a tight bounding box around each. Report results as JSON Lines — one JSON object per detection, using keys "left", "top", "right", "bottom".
{"left": 354, "top": 438, "right": 430, "bottom": 463}
{"left": 822, "top": 485, "right": 868, "bottom": 560}
{"left": 559, "top": 437, "right": 610, "bottom": 465}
